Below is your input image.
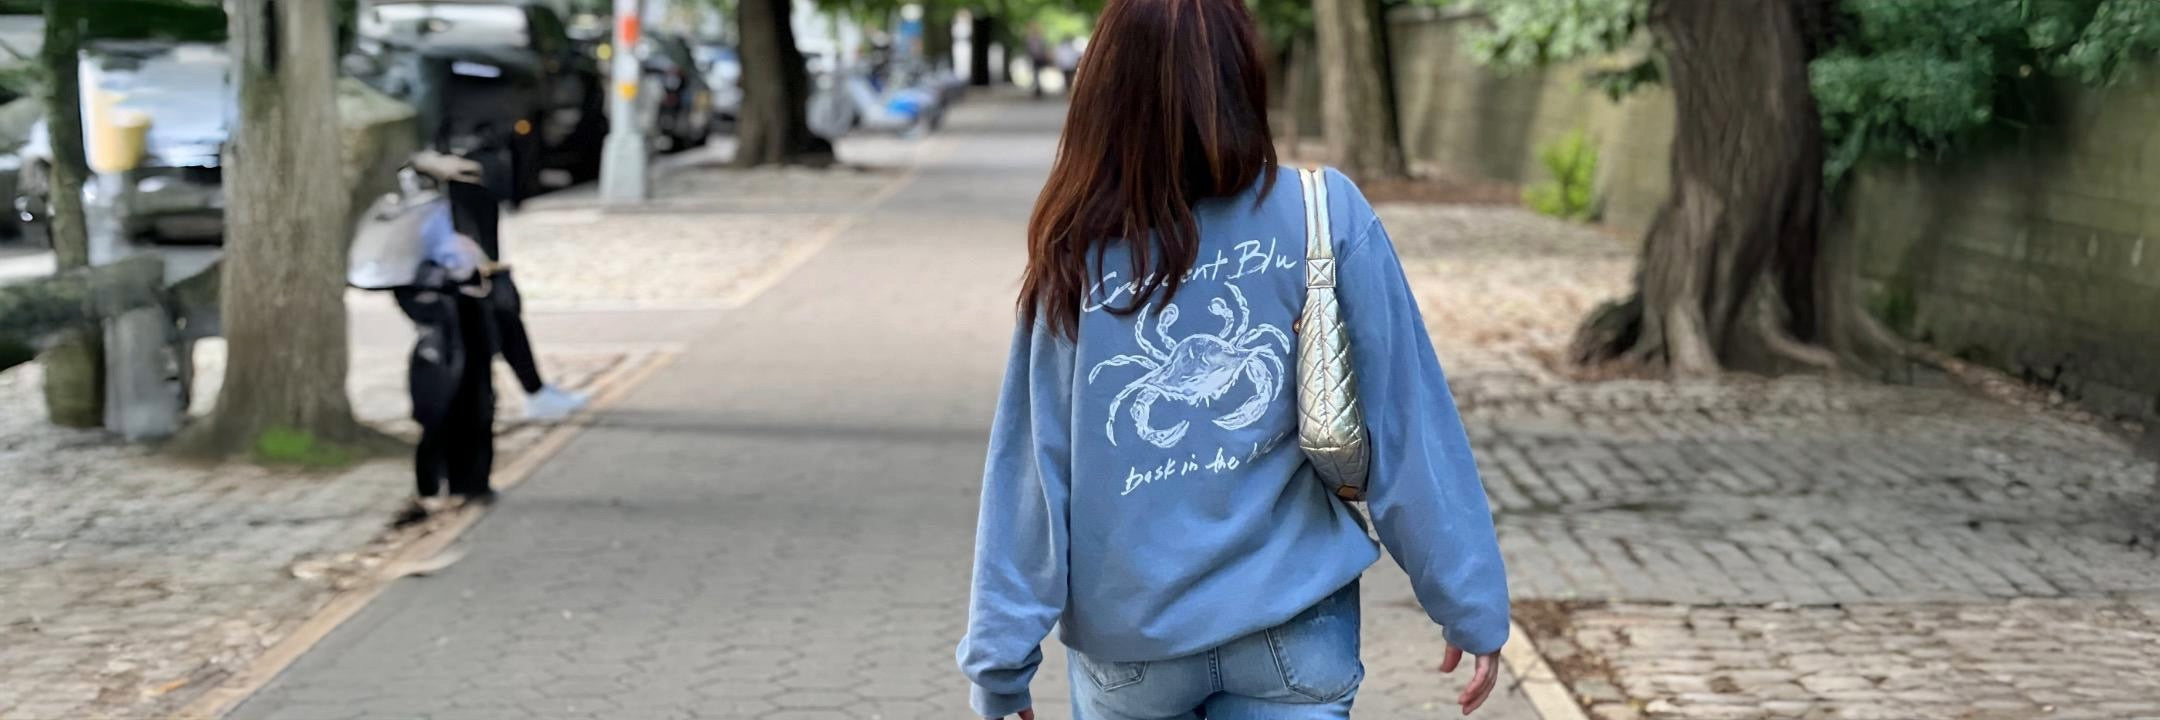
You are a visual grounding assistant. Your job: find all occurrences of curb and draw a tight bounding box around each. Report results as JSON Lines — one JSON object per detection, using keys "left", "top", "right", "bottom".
{"left": 1500, "top": 619, "right": 1592, "bottom": 720}
{"left": 173, "top": 349, "right": 679, "bottom": 720}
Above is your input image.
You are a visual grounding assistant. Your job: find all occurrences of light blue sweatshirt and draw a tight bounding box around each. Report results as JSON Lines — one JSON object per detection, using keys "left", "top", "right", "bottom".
{"left": 958, "top": 168, "right": 1509, "bottom": 718}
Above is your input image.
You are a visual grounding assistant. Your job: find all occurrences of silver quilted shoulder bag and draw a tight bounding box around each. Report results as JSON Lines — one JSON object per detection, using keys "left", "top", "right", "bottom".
{"left": 1295, "top": 168, "right": 1372, "bottom": 501}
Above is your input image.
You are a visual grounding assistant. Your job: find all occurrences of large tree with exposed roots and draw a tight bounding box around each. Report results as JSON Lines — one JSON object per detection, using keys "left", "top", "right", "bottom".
{"left": 1462, "top": 0, "right": 2160, "bottom": 376}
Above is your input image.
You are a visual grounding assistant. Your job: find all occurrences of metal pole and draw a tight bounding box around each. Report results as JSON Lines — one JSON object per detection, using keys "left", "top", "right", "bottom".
{"left": 600, "top": 0, "right": 649, "bottom": 202}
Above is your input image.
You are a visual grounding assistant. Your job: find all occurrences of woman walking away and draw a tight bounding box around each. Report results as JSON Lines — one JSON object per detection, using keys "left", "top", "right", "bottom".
{"left": 955, "top": 0, "right": 1510, "bottom": 718}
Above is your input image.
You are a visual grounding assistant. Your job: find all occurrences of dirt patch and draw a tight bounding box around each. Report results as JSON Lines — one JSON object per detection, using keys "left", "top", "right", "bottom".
{"left": 1275, "top": 144, "right": 1525, "bottom": 206}
{"left": 1516, "top": 599, "right": 1630, "bottom": 711}
{"left": 1356, "top": 173, "right": 1524, "bottom": 206}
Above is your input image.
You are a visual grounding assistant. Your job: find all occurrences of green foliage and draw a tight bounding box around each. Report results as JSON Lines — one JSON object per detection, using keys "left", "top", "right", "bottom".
{"left": 1523, "top": 129, "right": 1598, "bottom": 221}
{"left": 253, "top": 427, "right": 359, "bottom": 469}
{"left": 2060, "top": 0, "right": 2160, "bottom": 82}
{"left": 1248, "top": 0, "right": 1313, "bottom": 52}
{"left": 1, "top": 0, "right": 227, "bottom": 43}
{"left": 0, "top": 337, "right": 32, "bottom": 373}
{"left": 1813, "top": 0, "right": 2160, "bottom": 186}
{"left": 1871, "top": 281, "right": 1917, "bottom": 336}
{"left": 986, "top": 0, "right": 1099, "bottom": 42}
{"left": 0, "top": 60, "right": 37, "bottom": 98}
{"left": 1460, "top": 0, "right": 2160, "bottom": 188}
{"left": 1032, "top": 6, "right": 1092, "bottom": 40}
{"left": 1585, "top": 56, "right": 1657, "bottom": 101}
{"left": 1454, "top": 0, "right": 1646, "bottom": 71}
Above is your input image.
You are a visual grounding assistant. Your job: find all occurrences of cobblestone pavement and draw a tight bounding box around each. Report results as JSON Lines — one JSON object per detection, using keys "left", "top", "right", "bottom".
{"left": 505, "top": 209, "right": 848, "bottom": 311}
{"left": 225, "top": 95, "right": 1545, "bottom": 720}
{"left": 0, "top": 341, "right": 655, "bottom": 720}
{"left": 1382, "top": 203, "right": 2160, "bottom": 718}
{"left": 1540, "top": 599, "right": 2160, "bottom": 720}
{"left": 492, "top": 136, "right": 934, "bottom": 313}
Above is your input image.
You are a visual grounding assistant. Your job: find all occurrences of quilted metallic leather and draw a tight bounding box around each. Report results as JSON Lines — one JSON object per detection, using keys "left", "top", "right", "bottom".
{"left": 1295, "top": 169, "right": 1371, "bottom": 501}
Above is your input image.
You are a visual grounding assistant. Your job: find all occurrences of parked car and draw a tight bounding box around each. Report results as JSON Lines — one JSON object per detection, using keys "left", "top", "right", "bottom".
{"left": 640, "top": 32, "right": 712, "bottom": 151}
{"left": 694, "top": 42, "right": 742, "bottom": 129}
{"left": 0, "top": 97, "right": 41, "bottom": 242}
{"left": 17, "top": 41, "right": 232, "bottom": 245}
{"left": 349, "top": 0, "right": 608, "bottom": 199}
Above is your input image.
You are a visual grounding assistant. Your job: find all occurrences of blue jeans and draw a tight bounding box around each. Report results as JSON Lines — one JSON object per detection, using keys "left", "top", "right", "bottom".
{"left": 1067, "top": 583, "right": 1362, "bottom": 720}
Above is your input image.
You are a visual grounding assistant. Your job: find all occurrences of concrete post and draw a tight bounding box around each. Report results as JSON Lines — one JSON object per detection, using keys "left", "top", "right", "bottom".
{"left": 600, "top": 0, "right": 650, "bottom": 203}
{"left": 103, "top": 306, "right": 183, "bottom": 440}
{"left": 84, "top": 171, "right": 181, "bottom": 439}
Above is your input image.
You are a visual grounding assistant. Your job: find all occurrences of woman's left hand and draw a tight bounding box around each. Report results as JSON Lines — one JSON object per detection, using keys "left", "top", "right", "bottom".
{"left": 1440, "top": 644, "right": 1500, "bottom": 715}
{"left": 986, "top": 709, "right": 1035, "bottom": 720}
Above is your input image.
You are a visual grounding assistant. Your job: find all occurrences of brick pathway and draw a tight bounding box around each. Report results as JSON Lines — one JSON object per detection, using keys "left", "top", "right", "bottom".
{"left": 1544, "top": 599, "right": 2160, "bottom": 720}
{"left": 1384, "top": 203, "right": 2160, "bottom": 719}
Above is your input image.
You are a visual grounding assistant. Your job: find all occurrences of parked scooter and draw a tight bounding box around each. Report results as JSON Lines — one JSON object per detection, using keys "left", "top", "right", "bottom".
{"left": 806, "top": 61, "right": 947, "bottom": 140}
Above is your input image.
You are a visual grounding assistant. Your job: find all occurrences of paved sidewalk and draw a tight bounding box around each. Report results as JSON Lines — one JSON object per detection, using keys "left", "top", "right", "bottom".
{"left": 226, "top": 96, "right": 1545, "bottom": 720}
{"left": 0, "top": 342, "right": 653, "bottom": 720}
{"left": 0, "top": 147, "right": 852, "bottom": 718}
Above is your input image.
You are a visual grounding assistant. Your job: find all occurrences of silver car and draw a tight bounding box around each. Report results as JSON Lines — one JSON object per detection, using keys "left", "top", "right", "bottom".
{"left": 17, "top": 41, "right": 232, "bottom": 245}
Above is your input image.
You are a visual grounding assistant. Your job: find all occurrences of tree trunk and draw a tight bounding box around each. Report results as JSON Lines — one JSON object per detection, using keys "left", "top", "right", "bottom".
{"left": 42, "top": 0, "right": 88, "bottom": 267}
{"left": 1569, "top": 0, "right": 1829, "bottom": 376}
{"left": 1310, "top": 0, "right": 1404, "bottom": 178}
{"left": 923, "top": 1, "right": 955, "bottom": 70}
{"left": 968, "top": 14, "right": 996, "bottom": 87}
{"left": 177, "top": 0, "right": 376, "bottom": 457}
{"left": 733, "top": 0, "right": 835, "bottom": 168}
{"left": 1277, "top": 33, "right": 1316, "bottom": 160}
{"left": 39, "top": 0, "right": 101, "bottom": 427}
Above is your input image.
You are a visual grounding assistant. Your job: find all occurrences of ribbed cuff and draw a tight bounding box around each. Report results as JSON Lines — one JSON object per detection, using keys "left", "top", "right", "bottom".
{"left": 970, "top": 683, "right": 1032, "bottom": 718}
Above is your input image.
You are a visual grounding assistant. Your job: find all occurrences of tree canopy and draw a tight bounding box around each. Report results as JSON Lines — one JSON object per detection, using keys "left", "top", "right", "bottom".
{"left": 1, "top": 0, "right": 227, "bottom": 43}
{"left": 1247, "top": 0, "right": 1313, "bottom": 54}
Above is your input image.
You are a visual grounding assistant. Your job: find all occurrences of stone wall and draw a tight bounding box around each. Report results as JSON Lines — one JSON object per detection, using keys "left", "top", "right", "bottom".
{"left": 1375, "top": 11, "right": 2160, "bottom": 422}
{"left": 1837, "top": 74, "right": 2160, "bottom": 420}
{"left": 1384, "top": 8, "right": 1674, "bottom": 234}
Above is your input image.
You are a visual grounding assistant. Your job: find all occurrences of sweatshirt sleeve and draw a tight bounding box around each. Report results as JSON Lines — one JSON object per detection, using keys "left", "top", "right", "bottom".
{"left": 1328, "top": 171, "right": 1512, "bottom": 655}
{"left": 956, "top": 318, "right": 1075, "bottom": 718}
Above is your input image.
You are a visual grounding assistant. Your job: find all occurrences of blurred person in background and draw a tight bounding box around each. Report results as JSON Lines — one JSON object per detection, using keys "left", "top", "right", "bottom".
{"left": 1025, "top": 23, "right": 1052, "bottom": 99}
{"left": 436, "top": 122, "right": 589, "bottom": 422}
{"left": 1055, "top": 38, "right": 1082, "bottom": 92}
{"left": 395, "top": 151, "right": 501, "bottom": 525}
{"left": 955, "top": 0, "right": 1510, "bottom": 718}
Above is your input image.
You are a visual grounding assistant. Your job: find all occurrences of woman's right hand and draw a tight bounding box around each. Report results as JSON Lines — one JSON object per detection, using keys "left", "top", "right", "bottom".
{"left": 988, "top": 709, "right": 1035, "bottom": 720}
{"left": 1440, "top": 644, "right": 1501, "bottom": 715}
{"left": 410, "top": 150, "right": 484, "bottom": 184}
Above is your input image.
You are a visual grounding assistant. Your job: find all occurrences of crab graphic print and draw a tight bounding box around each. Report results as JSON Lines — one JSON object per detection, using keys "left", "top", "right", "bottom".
{"left": 1088, "top": 283, "right": 1292, "bottom": 449}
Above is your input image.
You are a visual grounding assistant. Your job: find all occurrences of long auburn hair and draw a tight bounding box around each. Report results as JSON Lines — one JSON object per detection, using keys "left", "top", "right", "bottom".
{"left": 1019, "top": 0, "right": 1278, "bottom": 338}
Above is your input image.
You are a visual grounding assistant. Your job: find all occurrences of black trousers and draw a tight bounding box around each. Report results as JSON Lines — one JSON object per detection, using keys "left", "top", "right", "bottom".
{"left": 492, "top": 275, "right": 544, "bottom": 394}
{"left": 448, "top": 179, "right": 546, "bottom": 395}
{"left": 397, "top": 285, "right": 496, "bottom": 498}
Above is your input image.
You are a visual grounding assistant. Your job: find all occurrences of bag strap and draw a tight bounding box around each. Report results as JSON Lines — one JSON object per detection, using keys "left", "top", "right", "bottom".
{"left": 1301, "top": 168, "right": 1335, "bottom": 291}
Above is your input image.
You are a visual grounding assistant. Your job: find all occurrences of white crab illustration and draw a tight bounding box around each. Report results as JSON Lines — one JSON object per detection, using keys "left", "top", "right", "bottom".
{"left": 1088, "top": 284, "right": 1292, "bottom": 448}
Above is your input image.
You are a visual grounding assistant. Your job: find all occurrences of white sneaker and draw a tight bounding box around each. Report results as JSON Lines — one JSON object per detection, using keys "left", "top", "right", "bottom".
{"left": 524, "top": 384, "right": 589, "bottom": 421}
